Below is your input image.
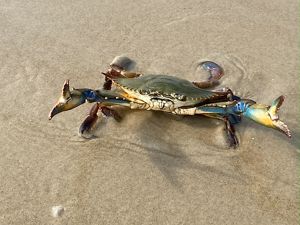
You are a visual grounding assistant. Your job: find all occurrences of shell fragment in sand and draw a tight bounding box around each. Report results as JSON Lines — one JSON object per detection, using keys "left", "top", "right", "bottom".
{"left": 51, "top": 205, "right": 65, "bottom": 217}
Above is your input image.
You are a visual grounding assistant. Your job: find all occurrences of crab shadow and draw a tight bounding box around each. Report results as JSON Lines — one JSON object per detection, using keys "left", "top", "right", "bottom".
{"left": 137, "top": 111, "right": 242, "bottom": 189}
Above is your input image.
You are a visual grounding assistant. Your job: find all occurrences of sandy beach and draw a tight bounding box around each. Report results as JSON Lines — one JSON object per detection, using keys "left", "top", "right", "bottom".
{"left": 0, "top": 0, "right": 299, "bottom": 224}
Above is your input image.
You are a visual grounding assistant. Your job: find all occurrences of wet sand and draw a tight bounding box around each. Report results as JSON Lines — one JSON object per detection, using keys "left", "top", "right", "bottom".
{"left": 0, "top": 0, "right": 299, "bottom": 224}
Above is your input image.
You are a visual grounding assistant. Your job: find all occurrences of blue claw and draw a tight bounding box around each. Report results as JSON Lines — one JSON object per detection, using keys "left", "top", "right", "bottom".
{"left": 239, "top": 96, "right": 291, "bottom": 137}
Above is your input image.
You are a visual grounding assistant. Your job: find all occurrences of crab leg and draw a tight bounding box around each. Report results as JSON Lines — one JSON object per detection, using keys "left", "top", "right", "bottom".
{"left": 202, "top": 113, "right": 240, "bottom": 148}
{"left": 193, "top": 61, "right": 224, "bottom": 89}
{"left": 79, "top": 66, "right": 126, "bottom": 135}
{"left": 79, "top": 58, "right": 140, "bottom": 135}
{"left": 102, "top": 67, "right": 141, "bottom": 79}
{"left": 79, "top": 92, "right": 130, "bottom": 136}
{"left": 175, "top": 102, "right": 241, "bottom": 147}
{"left": 103, "top": 76, "right": 113, "bottom": 90}
{"left": 196, "top": 110, "right": 240, "bottom": 147}
{"left": 224, "top": 117, "right": 239, "bottom": 148}
{"left": 81, "top": 75, "right": 113, "bottom": 126}
{"left": 79, "top": 103, "right": 101, "bottom": 135}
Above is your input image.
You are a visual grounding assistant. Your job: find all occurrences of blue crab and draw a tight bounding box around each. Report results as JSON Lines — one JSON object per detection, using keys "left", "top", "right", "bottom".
{"left": 49, "top": 57, "right": 291, "bottom": 147}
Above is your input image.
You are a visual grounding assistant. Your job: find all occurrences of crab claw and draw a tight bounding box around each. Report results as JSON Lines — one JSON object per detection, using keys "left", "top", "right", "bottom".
{"left": 48, "top": 80, "right": 88, "bottom": 120}
{"left": 243, "top": 96, "right": 291, "bottom": 137}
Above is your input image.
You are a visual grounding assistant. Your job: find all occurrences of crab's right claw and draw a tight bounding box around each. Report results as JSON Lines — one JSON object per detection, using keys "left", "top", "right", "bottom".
{"left": 49, "top": 80, "right": 72, "bottom": 120}
{"left": 243, "top": 96, "right": 291, "bottom": 138}
{"left": 49, "top": 80, "right": 90, "bottom": 120}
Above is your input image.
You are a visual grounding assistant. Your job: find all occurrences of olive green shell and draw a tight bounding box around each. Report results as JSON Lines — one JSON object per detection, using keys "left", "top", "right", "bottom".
{"left": 114, "top": 74, "right": 217, "bottom": 101}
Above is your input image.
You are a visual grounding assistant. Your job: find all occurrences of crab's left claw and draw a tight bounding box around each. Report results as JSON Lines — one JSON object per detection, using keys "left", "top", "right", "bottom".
{"left": 48, "top": 80, "right": 88, "bottom": 120}
{"left": 242, "top": 96, "right": 291, "bottom": 137}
